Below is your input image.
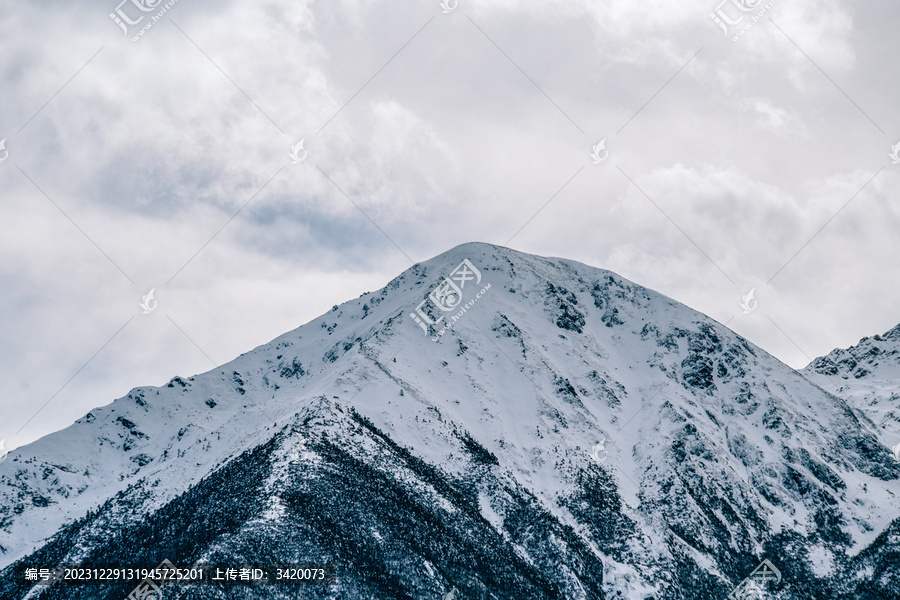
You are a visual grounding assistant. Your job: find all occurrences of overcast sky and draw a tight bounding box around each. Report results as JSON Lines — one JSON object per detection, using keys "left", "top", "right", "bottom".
{"left": 1, "top": 0, "right": 898, "bottom": 449}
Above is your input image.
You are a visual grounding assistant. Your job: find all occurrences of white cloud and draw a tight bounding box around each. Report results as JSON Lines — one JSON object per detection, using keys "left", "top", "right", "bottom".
{"left": 1, "top": 0, "right": 898, "bottom": 449}
{"left": 740, "top": 96, "right": 807, "bottom": 136}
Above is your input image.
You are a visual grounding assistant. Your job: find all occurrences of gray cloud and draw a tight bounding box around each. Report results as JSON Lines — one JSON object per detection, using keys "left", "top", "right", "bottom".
{"left": 1, "top": 0, "right": 898, "bottom": 448}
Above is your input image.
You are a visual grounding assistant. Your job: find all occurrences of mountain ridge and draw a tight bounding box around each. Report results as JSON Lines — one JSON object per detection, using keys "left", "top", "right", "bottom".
{"left": 802, "top": 323, "right": 900, "bottom": 448}
{"left": 1, "top": 242, "right": 898, "bottom": 599}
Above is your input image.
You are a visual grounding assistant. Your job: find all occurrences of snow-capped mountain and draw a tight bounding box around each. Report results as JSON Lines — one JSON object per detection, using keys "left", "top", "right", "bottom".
{"left": 1, "top": 242, "right": 898, "bottom": 599}
{"left": 802, "top": 324, "right": 900, "bottom": 446}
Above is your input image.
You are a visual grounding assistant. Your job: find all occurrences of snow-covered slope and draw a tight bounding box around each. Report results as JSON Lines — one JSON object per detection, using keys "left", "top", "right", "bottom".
{"left": 1, "top": 242, "right": 898, "bottom": 599}
{"left": 802, "top": 324, "right": 900, "bottom": 447}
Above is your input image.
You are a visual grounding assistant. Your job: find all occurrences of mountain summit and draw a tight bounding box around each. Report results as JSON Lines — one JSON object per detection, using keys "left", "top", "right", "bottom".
{"left": 803, "top": 324, "right": 900, "bottom": 444}
{"left": 1, "top": 242, "right": 898, "bottom": 599}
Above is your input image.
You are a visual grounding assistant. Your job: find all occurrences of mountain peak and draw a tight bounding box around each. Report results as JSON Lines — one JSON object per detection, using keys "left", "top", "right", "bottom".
{"left": 804, "top": 321, "right": 900, "bottom": 380}
{"left": 802, "top": 321, "right": 900, "bottom": 441}
{"left": 2, "top": 245, "right": 899, "bottom": 599}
